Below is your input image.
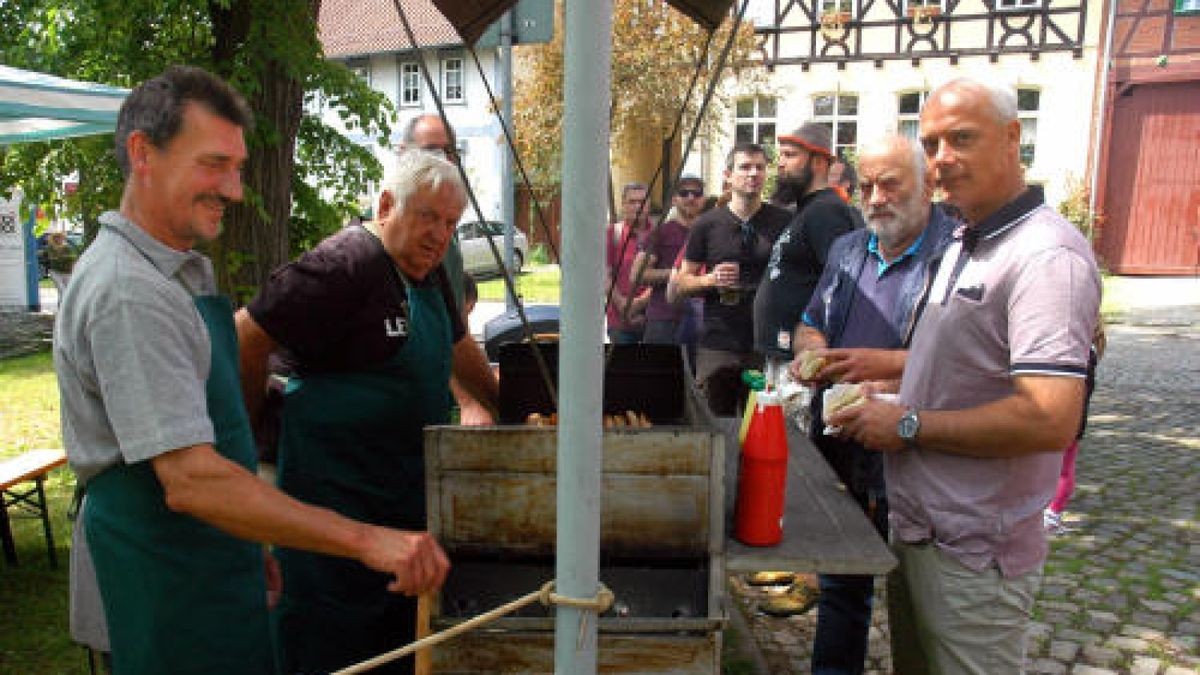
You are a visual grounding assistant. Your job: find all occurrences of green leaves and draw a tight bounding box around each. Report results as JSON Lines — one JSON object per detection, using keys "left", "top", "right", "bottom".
{"left": 0, "top": 0, "right": 394, "bottom": 286}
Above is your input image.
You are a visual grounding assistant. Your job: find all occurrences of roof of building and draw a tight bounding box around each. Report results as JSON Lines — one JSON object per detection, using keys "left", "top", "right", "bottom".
{"left": 318, "top": 0, "right": 462, "bottom": 59}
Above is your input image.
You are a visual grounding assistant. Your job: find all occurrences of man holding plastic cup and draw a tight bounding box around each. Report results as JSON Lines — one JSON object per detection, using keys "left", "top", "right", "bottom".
{"left": 673, "top": 142, "right": 790, "bottom": 415}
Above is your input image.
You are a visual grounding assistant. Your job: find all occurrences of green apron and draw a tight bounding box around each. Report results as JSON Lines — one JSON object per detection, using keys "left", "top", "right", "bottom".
{"left": 275, "top": 280, "right": 451, "bottom": 675}
{"left": 84, "top": 295, "right": 275, "bottom": 675}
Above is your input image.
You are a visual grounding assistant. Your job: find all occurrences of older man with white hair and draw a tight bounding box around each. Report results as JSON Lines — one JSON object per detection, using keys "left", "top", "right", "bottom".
{"left": 236, "top": 151, "right": 497, "bottom": 674}
{"left": 831, "top": 78, "right": 1101, "bottom": 673}
{"left": 790, "top": 135, "right": 954, "bottom": 675}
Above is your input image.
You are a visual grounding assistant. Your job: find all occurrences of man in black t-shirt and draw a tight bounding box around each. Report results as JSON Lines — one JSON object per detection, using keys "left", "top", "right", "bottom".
{"left": 754, "top": 123, "right": 861, "bottom": 360}
{"left": 674, "top": 142, "right": 790, "bottom": 415}
{"left": 236, "top": 151, "right": 497, "bottom": 675}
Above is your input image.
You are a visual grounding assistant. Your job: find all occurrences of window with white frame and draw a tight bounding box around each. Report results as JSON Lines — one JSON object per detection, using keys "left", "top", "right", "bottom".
{"left": 1176, "top": 0, "right": 1200, "bottom": 13}
{"left": 897, "top": 91, "right": 929, "bottom": 140}
{"left": 995, "top": 0, "right": 1042, "bottom": 10}
{"left": 1017, "top": 87, "right": 1039, "bottom": 166}
{"left": 905, "top": 0, "right": 943, "bottom": 12}
{"left": 400, "top": 62, "right": 421, "bottom": 107}
{"left": 442, "top": 57, "right": 464, "bottom": 103}
{"left": 820, "top": 0, "right": 855, "bottom": 16}
{"left": 734, "top": 96, "right": 777, "bottom": 146}
{"left": 812, "top": 93, "right": 858, "bottom": 157}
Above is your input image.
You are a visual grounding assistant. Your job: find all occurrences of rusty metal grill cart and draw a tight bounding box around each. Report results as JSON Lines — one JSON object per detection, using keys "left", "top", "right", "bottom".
{"left": 424, "top": 344, "right": 726, "bottom": 673}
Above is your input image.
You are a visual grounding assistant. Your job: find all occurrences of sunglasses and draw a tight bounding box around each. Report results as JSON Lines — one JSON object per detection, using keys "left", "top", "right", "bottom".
{"left": 676, "top": 188, "right": 704, "bottom": 198}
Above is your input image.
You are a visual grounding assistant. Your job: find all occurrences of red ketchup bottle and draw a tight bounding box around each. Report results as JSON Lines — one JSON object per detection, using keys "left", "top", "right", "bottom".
{"left": 734, "top": 391, "right": 789, "bottom": 546}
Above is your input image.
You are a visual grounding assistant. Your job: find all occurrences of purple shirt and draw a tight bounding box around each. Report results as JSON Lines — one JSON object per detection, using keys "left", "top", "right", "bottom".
{"left": 641, "top": 219, "right": 691, "bottom": 322}
{"left": 891, "top": 189, "right": 1101, "bottom": 578}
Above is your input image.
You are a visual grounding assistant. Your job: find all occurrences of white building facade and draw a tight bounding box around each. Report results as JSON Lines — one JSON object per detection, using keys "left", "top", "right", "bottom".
{"left": 318, "top": 0, "right": 510, "bottom": 220}
{"left": 697, "top": 0, "right": 1106, "bottom": 210}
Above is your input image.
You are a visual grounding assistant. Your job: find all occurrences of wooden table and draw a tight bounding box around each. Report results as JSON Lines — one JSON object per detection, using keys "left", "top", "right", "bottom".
{"left": 722, "top": 419, "right": 896, "bottom": 576}
{"left": 0, "top": 448, "right": 68, "bottom": 568}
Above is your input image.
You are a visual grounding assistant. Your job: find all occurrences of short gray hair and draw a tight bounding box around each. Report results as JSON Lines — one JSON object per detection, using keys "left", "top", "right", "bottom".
{"left": 377, "top": 151, "right": 466, "bottom": 216}
{"left": 858, "top": 135, "right": 926, "bottom": 183}
{"left": 933, "top": 77, "right": 1017, "bottom": 123}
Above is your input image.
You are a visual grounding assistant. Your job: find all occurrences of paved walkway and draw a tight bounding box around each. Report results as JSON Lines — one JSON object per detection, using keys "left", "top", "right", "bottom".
{"left": 732, "top": 277, "right": 1200, "bottom": 674}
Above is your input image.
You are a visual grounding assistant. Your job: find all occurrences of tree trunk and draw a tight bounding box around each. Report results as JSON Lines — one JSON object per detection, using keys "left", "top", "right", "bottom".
{"left": 207, "top": 0, "right": 319, "bottom": 304}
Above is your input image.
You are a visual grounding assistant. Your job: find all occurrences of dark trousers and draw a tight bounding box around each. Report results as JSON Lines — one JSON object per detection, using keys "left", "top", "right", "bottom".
{"left": 641, "top": 319, "right": 679, "bottom": 344}
{"left": 694, "top": 348, "right": 762, "bottom": 417}
{"left": 812, "top": 490, "right": 889, "bottom": 675}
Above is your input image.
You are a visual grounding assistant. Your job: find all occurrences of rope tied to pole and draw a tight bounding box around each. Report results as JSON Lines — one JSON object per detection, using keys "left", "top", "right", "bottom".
{"left": 537, "top": 580, "right": 616, "bottom": 613}
{"left": 331, "top": 581, "right": 616, "bottom": 674}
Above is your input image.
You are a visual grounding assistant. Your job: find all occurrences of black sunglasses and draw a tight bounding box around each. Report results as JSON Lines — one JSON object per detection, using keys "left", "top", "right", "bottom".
{"left": 676, "top": 188, "right": 704, "bottom": 198}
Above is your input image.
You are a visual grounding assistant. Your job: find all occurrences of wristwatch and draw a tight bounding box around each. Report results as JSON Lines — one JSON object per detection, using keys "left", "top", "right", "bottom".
{"left": 897, "top": 408, "right": 921, "bottom": 449}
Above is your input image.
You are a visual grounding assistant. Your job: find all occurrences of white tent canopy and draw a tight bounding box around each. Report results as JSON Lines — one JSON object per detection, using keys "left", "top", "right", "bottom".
{"left": 0, "top": 65, "right": 128, "bottom": 144}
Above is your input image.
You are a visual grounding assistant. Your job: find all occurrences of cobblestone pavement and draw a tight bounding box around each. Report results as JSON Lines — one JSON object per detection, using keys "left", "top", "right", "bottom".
{"left": 731, "top": 299, "right": 1200, "bottom": 674}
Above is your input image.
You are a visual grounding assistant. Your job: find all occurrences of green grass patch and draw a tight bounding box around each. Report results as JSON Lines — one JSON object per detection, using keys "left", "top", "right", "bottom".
{"left": 0, "top": 349, "right": 80, "bottom": 673}
{"left": 477, "top": 264, "right": 561, "bottom": 303}
{"left": 0, "top": 350, "right": 63, "bottom": 455}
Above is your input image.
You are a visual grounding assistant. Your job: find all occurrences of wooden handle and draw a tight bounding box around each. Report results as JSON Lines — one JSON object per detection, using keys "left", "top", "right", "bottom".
{"left": 415, "top": 592, "right": 434, "bottom": 675}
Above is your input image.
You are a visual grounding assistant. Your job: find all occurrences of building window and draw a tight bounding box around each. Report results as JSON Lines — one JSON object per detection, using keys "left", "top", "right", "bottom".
{"left": 995, "top": 0, "right": 1042, "bottom": 10}
{"left": 904, "top": 0, "right": 943, "bottom": 11}
{"left": 442, "top": 57, "right": 464, "bottom": 103}
{"left": 897, "top": 91, "right": 929, "bottom": 140}
{"left": 348, "top": 59, "right": 370, "bottom": 85}
{"left": 400, "top": 62, "right": 421, "bottom": 107}
{"left": 820, "top": 0, "right": 856, "bottom": 17}
{"left": 812, "top": 93, "right": 858, "bottom": 157}
{"left": 735, "top": 96, "right": 777, "bottom": 146}
{"left": 1176, "top": 0, "right": 1200, "bottom": 13}
{"left": 1017, "top": 87, "right": 1039, "bottom": 166}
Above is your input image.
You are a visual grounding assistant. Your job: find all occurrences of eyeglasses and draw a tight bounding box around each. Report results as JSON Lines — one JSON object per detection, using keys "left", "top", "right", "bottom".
{"left": 676, "top": 189, "right": 704, "bottom": 198}
{"left": 418, "top": 144, "right": 458, "bottom": 161}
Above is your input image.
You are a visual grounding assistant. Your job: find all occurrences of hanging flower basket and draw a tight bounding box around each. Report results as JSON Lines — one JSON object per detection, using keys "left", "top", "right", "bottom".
{"left": 907, "top": 5, "right": 941, "bottom": 25}
{"left": 819, "top": 10, "right": 851, "bottom": 38}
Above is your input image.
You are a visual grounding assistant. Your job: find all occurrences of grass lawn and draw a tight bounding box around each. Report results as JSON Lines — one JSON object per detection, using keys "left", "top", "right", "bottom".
{"left": 0, "top": 349, "right": 81, "bottom": 673}
{"left": 477, "top": 264, "right": 561, "bottom": 303}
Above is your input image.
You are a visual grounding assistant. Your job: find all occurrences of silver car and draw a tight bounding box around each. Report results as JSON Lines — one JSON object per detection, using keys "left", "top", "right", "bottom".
{"left": 457, "top": 220, "right": 528, "bottom": 278}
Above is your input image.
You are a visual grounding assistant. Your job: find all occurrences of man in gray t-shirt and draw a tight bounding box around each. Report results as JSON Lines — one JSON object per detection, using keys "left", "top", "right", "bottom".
{"left": 830, "top": 78, "right": 1100, "bottom": 674}
{"left": 55, "top": 66, "right": 449, "bottom": 674}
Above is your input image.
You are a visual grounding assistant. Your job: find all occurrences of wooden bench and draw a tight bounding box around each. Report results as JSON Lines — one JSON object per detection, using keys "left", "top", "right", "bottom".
{"left": 0, "top": 449, "right": 68, "bottom": 568}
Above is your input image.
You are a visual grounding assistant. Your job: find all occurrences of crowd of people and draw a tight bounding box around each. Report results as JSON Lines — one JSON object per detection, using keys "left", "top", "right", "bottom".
{"left": 596, "top": 75, "right": 1101, "bottom": 675}
{"left": 53, "top": 64, "right": 1101, "bottom": 675}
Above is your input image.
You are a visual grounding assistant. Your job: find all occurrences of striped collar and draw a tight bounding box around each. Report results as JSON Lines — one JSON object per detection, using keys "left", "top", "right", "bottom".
{"left": 957, "top": 185, "right": 1044, "bottom": 254}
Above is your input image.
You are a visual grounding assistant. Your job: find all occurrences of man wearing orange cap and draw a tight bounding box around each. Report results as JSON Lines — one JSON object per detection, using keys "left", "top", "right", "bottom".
{"left": 754, "top": 123, "right": 860, "bottom": 360}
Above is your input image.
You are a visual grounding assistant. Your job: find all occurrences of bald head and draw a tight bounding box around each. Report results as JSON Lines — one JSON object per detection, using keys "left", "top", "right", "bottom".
{"left": 918, "top": 77, "right": 1025, "bottom": 223}
{"left": 857, "top": 135, "right": 933, "bottom": 258}
{"left": 400, "top": 114, "right": 458, "bottom": 161}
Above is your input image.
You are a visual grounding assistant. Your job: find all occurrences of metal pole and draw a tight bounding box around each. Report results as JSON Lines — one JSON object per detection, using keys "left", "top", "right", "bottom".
{"left": 555, "top": 0, "right": 610, "bottom": 672}
{"left": 1088, "top": 0, "right": 1118, "bottom": 219}
{"left": 499, "top": 9, "right": 516, "bottom": 309}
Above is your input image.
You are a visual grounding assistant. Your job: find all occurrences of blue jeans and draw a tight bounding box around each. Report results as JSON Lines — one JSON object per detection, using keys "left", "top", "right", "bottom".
{"left": 812, "top": 493, "right": 888, "bottom": 675}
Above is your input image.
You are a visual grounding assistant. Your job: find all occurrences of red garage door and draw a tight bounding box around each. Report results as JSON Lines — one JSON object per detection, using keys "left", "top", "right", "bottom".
{"left": 1099, "top": 80, "right": 1200, "bottom": 275}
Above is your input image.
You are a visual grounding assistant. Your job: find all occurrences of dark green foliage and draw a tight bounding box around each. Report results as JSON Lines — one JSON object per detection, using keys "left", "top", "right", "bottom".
{"left": 0, "top": 0, "right": 394, "bottom": 289}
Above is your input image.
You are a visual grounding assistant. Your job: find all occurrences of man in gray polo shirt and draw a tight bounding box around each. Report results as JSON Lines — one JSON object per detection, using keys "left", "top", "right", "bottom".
{"left": 55, "top": 66, "right": 448, "bottom": 674}
{"left": 830, "top": 78, "right": 1101, "bottom": 673}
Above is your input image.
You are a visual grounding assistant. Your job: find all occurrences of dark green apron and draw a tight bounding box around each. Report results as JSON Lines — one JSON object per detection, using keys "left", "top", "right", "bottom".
{"left": 275, "top": 280, "right": 451, "bottom": 675}
{"left": 84, "top": 295, "right": 275, "bottom": 675}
